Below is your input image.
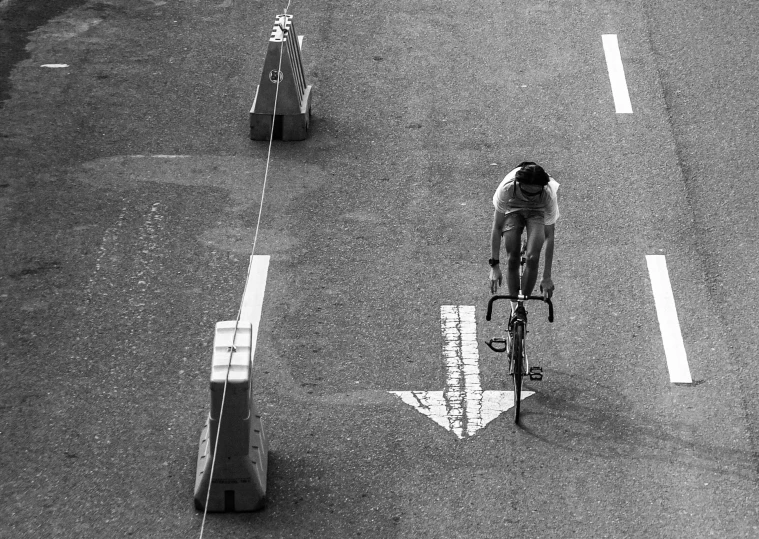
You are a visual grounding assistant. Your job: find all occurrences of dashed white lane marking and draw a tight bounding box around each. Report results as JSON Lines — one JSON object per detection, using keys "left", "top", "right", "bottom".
{"left": 131, "top": 154, "right": 191, "bottom": 158}
{"left": 602, "top": 34, "right": 633, "bottom": 114}
{"left": 41, "top": 64, "right": 69, "bottom": 68}
{"left": 239, "top": 255, "right": 270, "bottom": 358}
{"left": 646, "top": 255, "right": 692, "bottom": 384}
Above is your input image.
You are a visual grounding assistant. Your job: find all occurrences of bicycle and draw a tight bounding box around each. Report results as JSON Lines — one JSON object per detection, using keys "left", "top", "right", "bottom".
{"left": 486, "top": 294, "right": 553, "bottom": 424}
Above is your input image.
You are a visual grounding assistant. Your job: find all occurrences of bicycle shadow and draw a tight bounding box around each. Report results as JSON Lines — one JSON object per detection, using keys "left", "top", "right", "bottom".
{"left": 510, "top": 368, "right": 759, "bottom": 484}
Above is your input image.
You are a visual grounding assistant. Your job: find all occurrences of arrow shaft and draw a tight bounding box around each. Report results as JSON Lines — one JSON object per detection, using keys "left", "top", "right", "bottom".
{"left": 440, "top": 305, "right": 482, "bottom": 436}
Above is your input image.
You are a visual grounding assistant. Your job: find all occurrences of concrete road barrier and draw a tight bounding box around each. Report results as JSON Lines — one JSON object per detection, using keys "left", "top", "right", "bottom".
{"left": 250, "top": 14, "right": 312, "bottom": 141}
{"left": 194, "top": 321, "right": 268, "bottom": 512}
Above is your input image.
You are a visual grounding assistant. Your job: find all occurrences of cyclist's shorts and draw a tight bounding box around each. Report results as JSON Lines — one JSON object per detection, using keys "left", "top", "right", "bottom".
{"left": 501, "top": 210, "right": 544, "bottom": 234}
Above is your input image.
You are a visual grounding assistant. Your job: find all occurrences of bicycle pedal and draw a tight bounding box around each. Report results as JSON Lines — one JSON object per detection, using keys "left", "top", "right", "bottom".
{"left": 486, "top": 338, "right": 509, "bottom": 353}
{"left": 529, "top": 367, "right": 543, "bottom": 381}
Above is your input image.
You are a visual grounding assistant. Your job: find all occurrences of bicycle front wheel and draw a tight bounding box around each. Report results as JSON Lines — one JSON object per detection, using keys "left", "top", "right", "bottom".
{"left": 511, "top": 323, "right": 524, "bottom": 424}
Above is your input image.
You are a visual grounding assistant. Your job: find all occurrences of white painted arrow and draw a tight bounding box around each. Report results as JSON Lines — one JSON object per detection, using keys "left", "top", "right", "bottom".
{"left": 390, "top": 305, "right": 533, "bottom": 438}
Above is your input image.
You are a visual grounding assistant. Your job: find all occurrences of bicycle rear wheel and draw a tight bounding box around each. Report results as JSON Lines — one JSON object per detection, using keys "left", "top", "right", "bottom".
{"left": 511, "top": 323, "right": 524, "bottom": 423}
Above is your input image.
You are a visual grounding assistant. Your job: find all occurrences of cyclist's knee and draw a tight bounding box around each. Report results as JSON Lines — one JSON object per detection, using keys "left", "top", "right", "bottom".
{"left": 524, "top": 250, "right": 541, "bottom": 267}
{"left": 506, "top": 251, "right": 521, "bottom": 269}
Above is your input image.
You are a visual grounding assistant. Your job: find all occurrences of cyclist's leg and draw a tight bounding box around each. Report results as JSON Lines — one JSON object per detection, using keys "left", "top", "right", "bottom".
{"left": 502, "top": 214, "right": 524, "bottom": 297}
{"left": 520, "top": 213, "right": 545, "bottom": 296}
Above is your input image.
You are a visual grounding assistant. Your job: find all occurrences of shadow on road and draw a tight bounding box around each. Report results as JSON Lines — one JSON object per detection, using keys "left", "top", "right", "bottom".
{"left": 0, "top": 0, "right": 87, "bottom": 108}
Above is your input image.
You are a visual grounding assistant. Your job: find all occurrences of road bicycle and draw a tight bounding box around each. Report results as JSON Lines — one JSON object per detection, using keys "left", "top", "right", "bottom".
{"left": 486, "top": 293, "right": 553, "bottom": 424}
{"left": 486, "top": 234, "right": 555, "bottom": 423}
{"left": 486, "top": 236, "right": 554, "bottom": 423}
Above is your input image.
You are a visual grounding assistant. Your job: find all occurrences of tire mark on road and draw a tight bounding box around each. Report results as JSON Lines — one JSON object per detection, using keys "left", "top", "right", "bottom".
{"left": 84, "top": 206, "right": 128, "bottom": 306}
{"left": 132, "top": 202, "right": 164, "bottom": 306}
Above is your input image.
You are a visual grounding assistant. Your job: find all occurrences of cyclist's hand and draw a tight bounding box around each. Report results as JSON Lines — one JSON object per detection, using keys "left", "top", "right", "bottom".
{"left": 540, "top": 277, "right": 554, "bottom": 299}
{"left": 489, "top": 265, "right": 502, "bottom": 294}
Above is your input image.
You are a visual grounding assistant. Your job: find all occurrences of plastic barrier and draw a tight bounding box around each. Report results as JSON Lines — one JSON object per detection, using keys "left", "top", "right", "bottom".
{"left": 250, "top": 14, "right": 313, "bottom": 141}
{"left": 194, "top": 321, "right": 268, "bottom": 512}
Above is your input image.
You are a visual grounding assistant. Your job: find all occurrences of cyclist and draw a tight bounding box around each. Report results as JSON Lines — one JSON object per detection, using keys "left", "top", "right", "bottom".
{"left": 488, "top": 162, "right": 559, "bottom": 318}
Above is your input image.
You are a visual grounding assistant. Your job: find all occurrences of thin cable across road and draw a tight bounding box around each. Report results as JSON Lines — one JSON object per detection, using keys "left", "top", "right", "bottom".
{"left": 198, "top": 4, "right": 291, "bottom": 536}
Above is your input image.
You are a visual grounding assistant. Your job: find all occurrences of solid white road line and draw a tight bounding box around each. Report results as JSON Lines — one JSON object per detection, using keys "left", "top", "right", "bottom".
{"left": 602, "top": 34, "right": 633, "bottom": 114}
{"left": 239, "top": 255, "right": 270, "bottom": 359}
{"left": 646, "top": 255, "right": 692, "bottom": 384}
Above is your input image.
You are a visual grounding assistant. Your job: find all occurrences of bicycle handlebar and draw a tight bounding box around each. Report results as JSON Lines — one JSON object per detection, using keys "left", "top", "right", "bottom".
{"left": 486, "top": 295, "right": 554, "bottom": 323}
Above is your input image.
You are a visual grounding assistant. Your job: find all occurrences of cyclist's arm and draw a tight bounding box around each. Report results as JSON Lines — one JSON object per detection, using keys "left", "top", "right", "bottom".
{"left": 542, "top": 223, "right": 555, "bottom": 279}
{"left": 491, "top": 210, "right": 506, "bottom": 259}
{"left": 489, "top": 210, "right": 506, "bottom": 292}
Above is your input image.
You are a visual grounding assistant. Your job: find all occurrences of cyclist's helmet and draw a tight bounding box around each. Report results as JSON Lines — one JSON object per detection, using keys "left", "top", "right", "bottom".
{"left": 515, "top": 162, "right": 550, "bottom": 186}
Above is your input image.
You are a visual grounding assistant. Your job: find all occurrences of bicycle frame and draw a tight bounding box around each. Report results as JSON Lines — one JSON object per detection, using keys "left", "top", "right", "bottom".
{"left": 486, "top": 294, "right": 553, "bottom": 424}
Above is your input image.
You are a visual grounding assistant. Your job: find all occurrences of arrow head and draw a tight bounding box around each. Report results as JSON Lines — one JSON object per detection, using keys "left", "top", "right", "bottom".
{"left": 389, "top": 390, "right": 535, "bottom": 439}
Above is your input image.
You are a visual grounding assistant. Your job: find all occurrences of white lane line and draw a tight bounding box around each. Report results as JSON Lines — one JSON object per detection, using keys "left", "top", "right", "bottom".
{"left": 602, "top": 34, "right": 633, "bottom": 114}
{"left": 130, "top": 154, "right": 191, "bottom": 158}
{"left": 646, "top": 255, "right": 692, "bottom": 384}
{"left": 239, "top": 255, "right": 270, "bottom": 358}
{"left": 41, "top": 64, "right": 69, "bottom": 68}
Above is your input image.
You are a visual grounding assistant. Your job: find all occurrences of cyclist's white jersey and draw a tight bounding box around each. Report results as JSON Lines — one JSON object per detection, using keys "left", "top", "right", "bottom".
{"left": 492, "top": 167, "right": 560, "bottom": 225}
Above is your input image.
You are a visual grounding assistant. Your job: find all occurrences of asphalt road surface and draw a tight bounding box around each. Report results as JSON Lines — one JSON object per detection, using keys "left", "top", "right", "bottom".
{"left": 2, "top": 0, "right": 759, "bottom": 537}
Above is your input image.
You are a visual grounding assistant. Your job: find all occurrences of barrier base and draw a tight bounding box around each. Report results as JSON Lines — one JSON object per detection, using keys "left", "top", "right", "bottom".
{"left": 193, "top": 410, "right": 268, "bottom": 512}
{"left": 250, "top": 85, "right": 312, "bottom": 141}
